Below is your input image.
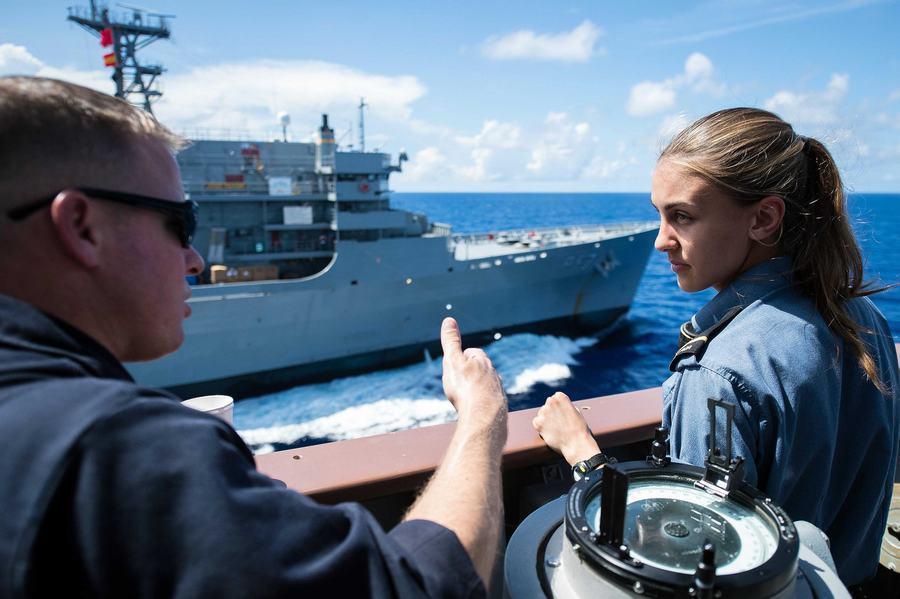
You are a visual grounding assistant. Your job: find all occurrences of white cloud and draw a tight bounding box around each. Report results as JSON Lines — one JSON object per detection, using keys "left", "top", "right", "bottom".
{"left": 446, "top": 120, "right": 530, "bottom": 182}
{"left": 526, "top": 112, "right": 593, "bottom": 176}
{"left": 398, "top": 110, "right": 638, "bottom": 187}
{"left": 825, "top": 73, "right": 848, "bottom": 100}
{"left": 399, "top": 147, "right": 449, "bottom": 183}
{"left": 456, "top": 147, "right": 498, "bottom": 182}
{"left": 1, "top": 45, "right": 427, "bottom": 137}
{"left": 408, "top": 118, "right": 457, "bottom": 140}
{"left": 156, "top": 60, "right": 427, "bottom": 132}
{"left": 525, "top": 112, "right": 586, "bottom": 176}
{"left": 763, "top": 73, "right": 849, "bottom": 125}
{"left": 628, "top": 81, "right": 677, "bottom": 117}
{"left": 684, "top": 53, "right": 713, "bottom": 82}
{"left": 627, "top": 52, "right": 723, "bottom": 117}
{"left": 0, "top": 43, "right": 112, "bottom": 92}
{"left": 581, "top": 155, "right": 633, "bottom": 179}
{"left": 890, "top": 89, "right": 900, "bottom": 102}
{"left": 481, "top": 20, "right": 603, "bottom": 63}
{"left": 685, "top": 52, "right": 726, "bottom": 95}
{"left": 455, "top": 119, "right": 522, "bottom": 149}
{"left": 0, "top": 43, "right": 43, "bottom": 75}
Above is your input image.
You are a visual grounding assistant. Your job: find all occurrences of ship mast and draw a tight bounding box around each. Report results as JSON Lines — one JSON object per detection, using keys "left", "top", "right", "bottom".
{"left": 358, "top": 97, "right": 367, "bottom": 153}
{"left": 67, "top": 1, "right": 172, "bottom": 114}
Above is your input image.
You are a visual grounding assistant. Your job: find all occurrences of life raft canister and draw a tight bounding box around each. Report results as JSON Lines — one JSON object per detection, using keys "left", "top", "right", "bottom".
{"left": 358, "top": 182, "right": 370, "bottom": 192}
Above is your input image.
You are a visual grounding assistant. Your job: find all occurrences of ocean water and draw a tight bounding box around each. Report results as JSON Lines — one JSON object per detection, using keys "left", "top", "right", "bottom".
{"left": 235, "top": 193, "right": 900, "bottom": 453}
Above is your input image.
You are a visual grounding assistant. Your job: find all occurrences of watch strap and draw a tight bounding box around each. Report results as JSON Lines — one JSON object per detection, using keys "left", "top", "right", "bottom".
{"left": 572, "top": 452, "right": 611, "bottom": 481}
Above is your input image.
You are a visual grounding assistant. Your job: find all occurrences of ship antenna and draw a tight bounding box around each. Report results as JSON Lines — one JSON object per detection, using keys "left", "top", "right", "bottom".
{"left": 67, "top": 1, "right": 172, "bottom": 115}
{"left": 358, "top": 97, "right": 367, "bottom": 153}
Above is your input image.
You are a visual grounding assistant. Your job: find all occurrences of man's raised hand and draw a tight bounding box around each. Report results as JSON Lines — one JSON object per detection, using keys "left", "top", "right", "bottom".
{"left": 439, "top": 317, "right": 507, "bottom": 435}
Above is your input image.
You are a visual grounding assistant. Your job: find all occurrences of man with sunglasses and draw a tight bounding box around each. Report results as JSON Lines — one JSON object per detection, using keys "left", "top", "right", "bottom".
{"left": 0, "top": 76, "right": 507, "bottom": 597}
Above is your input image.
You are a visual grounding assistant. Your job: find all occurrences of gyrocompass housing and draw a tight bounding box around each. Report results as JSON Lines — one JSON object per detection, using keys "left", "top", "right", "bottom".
{"left": 562, "top": 459, "right": 799, "bottom": 597}
{"left": 505, "top": 399, "right": 818, "bottom": 598}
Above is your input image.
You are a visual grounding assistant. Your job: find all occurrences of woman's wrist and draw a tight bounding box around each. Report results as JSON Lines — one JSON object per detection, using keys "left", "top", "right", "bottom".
{"left": 562, "top": 436, "right": 602, "bottom": 467}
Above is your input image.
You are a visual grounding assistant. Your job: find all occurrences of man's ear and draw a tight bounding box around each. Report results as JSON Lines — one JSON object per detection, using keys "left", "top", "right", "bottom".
{"left": 749, "top": 195, "right": 785, "bottom": 243}
{"left": 49, "top": 190, "right": 103, "bottom": 268}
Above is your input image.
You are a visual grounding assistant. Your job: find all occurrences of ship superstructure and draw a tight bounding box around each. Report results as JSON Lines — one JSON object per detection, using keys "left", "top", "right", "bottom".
{"left": 181, "top": 116, "right": 420, "bottom": 282}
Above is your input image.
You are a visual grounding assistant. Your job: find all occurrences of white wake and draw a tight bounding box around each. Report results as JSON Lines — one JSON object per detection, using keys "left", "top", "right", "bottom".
{"left": 235, "top": 332, "right": 594, "bottom": 452}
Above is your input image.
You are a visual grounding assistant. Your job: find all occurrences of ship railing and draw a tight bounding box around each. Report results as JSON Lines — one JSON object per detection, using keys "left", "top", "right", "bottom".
{"left": 67, "top": 5, "right": 171, "bottom": 31}
{"left": 256, "top": 386, "right": 661, "bottom": 506}
{"left": 254, "top": 346, "right": 900, "bottom": 505}
{"left": 451, "top": 221, "right": 656, "bottom": 248}
{"left": 185, "top": 181, "right": 334, "bottom": 198}
{"left": 226, "top": 238, "right": 333, "bottom": 256}
{"left": 428, "top": 222, "right": 453, "bottom": 237}
{"left": 179, "top": 128, "right": 318, "bottom": 143}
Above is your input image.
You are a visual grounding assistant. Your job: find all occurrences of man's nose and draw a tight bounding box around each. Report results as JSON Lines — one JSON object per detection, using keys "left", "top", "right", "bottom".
{"left": 185, "top": 245, "right": 205, "bottom": 275}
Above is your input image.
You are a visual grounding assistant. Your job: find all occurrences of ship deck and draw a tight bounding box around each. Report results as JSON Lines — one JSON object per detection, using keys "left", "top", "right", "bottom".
{"left": 450, "top": 221, "right": 658, "bottom": 260}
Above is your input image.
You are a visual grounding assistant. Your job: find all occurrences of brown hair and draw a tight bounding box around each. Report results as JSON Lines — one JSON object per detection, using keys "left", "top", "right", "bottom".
{"left": 661, "top": 107, "right": 890, "bottom": 392}
{"left": 0, "top": 76, "right": 184, "bottom": 205}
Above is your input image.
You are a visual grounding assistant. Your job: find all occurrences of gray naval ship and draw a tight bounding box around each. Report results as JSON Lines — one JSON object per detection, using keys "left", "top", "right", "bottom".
{"left": 127, "top": 116, "right": 658, "bottom": 398}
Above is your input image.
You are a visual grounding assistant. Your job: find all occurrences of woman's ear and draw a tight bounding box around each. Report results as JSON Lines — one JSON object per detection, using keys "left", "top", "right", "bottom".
{"left": 750, "top": 195, "right": 785, "bottom": 244}
{"left": 49, "top": 190, "right": 103, "bottom": 268}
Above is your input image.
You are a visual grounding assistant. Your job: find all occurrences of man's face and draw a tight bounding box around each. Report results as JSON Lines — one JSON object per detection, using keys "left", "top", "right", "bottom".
{"left": 650, "top": 160, "right": 757, "bottom": 293}
{"left": 100, "top": 139, "right": 204, "bottom": 361}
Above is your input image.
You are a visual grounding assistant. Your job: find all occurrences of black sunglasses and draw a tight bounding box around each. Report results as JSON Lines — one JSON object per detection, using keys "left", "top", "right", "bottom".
{"left": 6, "top": 187, "right": 198, "bottom": 248}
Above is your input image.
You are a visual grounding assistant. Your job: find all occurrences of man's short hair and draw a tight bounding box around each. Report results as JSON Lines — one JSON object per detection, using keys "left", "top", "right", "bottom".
{"left": 0, "top": 76, "right": 184, "bottom": 205}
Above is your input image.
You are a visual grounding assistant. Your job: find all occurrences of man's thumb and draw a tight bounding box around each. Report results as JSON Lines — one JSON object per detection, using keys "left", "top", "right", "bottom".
{"left": 440, "top": 317, "right": 462, "bottom": 358}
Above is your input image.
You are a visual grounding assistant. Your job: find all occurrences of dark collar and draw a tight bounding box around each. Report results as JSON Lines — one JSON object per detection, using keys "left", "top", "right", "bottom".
{"left": 670, "top": 257, "right": 795, "bottom": 372}
{"left": 692, "top": 256, "right": 794, "bottom": 332}
{"left": 0, "top": 293, "right": 133, "bottom": 382}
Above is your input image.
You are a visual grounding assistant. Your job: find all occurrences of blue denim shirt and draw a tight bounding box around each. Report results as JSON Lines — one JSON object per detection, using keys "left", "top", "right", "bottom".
{"left": 662, "top": 256, "right": 899, "bottom": 586}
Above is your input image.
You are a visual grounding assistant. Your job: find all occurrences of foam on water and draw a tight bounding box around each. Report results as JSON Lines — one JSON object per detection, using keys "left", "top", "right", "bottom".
{"left": 235, "top": 332, "right": 595, "bottom": 452}
{"left": 240, "top": 398, "right": 457, "bottom": 454}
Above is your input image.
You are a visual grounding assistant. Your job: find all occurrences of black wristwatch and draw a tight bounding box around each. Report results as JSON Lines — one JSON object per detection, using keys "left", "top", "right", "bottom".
{"left": 572, "top": 452, "right": 613, "bottom": 481}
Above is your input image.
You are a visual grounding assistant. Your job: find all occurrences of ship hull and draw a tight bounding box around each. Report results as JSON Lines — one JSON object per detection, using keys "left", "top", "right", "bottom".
{"left": 127, "top": 225, "right": 658, "bottom": 398}
{"left": 161, "top": 306, "right": 627, "bottom": 399}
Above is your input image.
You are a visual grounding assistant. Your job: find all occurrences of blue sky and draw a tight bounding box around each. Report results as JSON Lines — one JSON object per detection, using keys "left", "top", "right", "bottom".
{"left": 3, "top": 0, "right": 899, "bottom": 191}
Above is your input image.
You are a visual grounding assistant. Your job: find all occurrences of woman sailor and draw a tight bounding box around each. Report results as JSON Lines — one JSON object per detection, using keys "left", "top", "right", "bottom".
{"left": 533, "top": 107, "right": 898, "bottom": 588}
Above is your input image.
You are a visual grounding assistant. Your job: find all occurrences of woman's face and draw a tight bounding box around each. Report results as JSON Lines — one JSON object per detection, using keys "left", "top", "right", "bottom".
{"left": 651, "top": 160, "right": 759, "bottom": 293}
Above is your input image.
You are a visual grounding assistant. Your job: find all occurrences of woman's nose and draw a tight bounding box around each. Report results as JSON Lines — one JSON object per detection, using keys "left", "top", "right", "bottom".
{"left": 654, "top": 222, "right": 676, "bottom": 252}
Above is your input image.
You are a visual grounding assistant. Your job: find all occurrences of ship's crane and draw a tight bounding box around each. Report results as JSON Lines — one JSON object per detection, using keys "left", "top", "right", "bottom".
{"left": 66, "top": 0, "right": 172, "bottom": 114}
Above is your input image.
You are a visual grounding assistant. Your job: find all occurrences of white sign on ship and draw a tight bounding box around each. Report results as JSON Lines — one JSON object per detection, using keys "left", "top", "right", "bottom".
{"left": 283, "top": 205, "right": 313, "bottom": 225}
{"left": 268, "top": 176, "right": 292, "bottom": 196}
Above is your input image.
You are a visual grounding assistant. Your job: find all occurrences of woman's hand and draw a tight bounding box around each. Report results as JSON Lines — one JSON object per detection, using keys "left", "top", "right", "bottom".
{"left": 532, "top": 391, "right": 601, "bottom": 466}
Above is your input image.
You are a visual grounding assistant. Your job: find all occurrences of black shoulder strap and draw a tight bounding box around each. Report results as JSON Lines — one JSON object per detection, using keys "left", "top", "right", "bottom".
{"left": 669, "top": 305, "right": 744, "bottom": 372}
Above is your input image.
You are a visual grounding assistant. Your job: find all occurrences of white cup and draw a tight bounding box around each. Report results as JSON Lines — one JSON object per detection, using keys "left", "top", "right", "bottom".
{"left": 181, "top": 394, "right": 234, "bottom": 426}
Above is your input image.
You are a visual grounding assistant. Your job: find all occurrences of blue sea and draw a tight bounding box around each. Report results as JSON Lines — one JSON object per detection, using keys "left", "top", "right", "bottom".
{"left": 235, "top": 193, "right": 899, "bottom": 453}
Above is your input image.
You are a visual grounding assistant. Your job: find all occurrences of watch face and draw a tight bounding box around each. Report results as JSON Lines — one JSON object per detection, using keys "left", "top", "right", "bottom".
{"left": 583, "top": 478, "right": 778, "bottom": 575}
{"left": 573, "top": 459, "right": 598, "bottom": 481}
